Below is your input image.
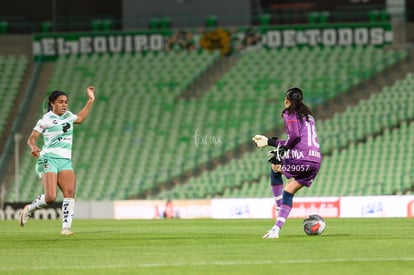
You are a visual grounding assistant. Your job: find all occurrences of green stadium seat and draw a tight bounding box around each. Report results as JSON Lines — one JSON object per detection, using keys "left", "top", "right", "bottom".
{"left": 0, "top": 21, "right": 8, "bottom": 34}
{"left": 91, "top": 20, "right": 102, "bottom": 31}
{"left": 368, "top": 10, "right": 380, "bottom": 22}
{"left": 101, "top": 19, "right": 113, "bottom": 31}
{"left": 149, "top": 18, "right": 160, "bottom": 29}
{"left": 205, "top": 15, "right": 218, "bottom": 27}
{"left": 259, "top": 14, "right": 271, "bottom": 25}
{"left": 41, "top": 21, "right": 53, "bottom": 33}
{"left": 159, "top": 17, "right": 171, "bottom": 29}
{"left": 319, "top": 11, "right": 330, "bottom": 23}
{"left": 307, "top": 12, "right": 319, "bottom": 24}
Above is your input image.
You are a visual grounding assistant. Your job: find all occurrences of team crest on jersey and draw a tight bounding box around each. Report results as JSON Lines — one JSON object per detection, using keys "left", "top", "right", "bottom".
{"left": 43, "top": 159, "right": 51, "bottom": 170}
{"left": 37, "top": 159, "right": 51, "bottom": 172}
{"left": 52, "top": 120, "right": 58, "bottom": 124}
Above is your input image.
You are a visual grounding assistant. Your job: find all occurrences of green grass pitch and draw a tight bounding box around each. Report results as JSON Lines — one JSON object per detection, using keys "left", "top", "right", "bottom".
{"left": 1, "top": 218, "right": 413, "bottom": 274}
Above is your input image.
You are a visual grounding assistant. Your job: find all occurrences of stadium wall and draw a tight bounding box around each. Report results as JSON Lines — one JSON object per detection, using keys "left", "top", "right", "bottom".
{"left": 122, "top": 0, "right": 250, "bottom": 29}
{"left": 2, "top": 196, "right": 414, "bottom": 220}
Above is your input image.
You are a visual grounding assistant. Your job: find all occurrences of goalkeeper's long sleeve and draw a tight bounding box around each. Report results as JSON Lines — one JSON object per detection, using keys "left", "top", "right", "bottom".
{"left": 268, "top": 113, "right": 300, "bottom": 149}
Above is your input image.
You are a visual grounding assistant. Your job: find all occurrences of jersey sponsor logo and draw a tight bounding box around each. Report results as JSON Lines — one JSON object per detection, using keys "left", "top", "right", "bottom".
{"left": 308, "top": 150, "right": 321, "bottom": 158}
{"left": 290, "top": 149, "right": 305, "bottom": 159}
{"left": 62, "top": 122, "right": 71, "bottom": 133}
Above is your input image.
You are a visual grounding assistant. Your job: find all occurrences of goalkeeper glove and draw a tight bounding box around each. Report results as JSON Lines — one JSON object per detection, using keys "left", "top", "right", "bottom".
{"left": 252, "top": 135, "right": 268, "bottom": 148}
{"left": 252, "top": 135, "right": 279, "bottom": 148}
{"left": 267, "top": 150, "right": 282, "bottom": 165}
{"left": 267, "top": 145, "right": 289, "bottom": 164}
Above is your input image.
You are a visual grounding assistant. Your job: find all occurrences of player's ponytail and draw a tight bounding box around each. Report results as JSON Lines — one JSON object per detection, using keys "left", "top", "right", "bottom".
{"left": 283, "top": 87, "right": 313, "bottom": 121}
{"left": 47, "top": 90, "right": 67, "bottom": 111}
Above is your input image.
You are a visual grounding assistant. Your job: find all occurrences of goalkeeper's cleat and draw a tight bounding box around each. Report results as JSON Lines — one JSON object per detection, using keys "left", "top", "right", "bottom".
{"left": 263, "top": 225, "right": 280, "bottom": 239}
{"left": 19, "top": 204, "right": 31, "bottom": 227}
{"left": 61, "top": 228, "right": 74, "bottom": 236}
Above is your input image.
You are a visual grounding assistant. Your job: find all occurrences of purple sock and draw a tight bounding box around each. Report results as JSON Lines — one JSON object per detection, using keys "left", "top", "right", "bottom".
{"left": 276, "top": 204, "right": 292, "bottom": 229}
{"left": 271, "top": 185, "right": 283, "bottom": 209}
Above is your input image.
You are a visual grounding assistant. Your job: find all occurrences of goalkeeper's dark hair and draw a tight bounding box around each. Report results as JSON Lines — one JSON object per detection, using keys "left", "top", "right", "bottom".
{"left": 47, "top": 90, "right": 67, "bottom": 111}
{"left": 283, "top": 87, "right": 313, "bottom": 121}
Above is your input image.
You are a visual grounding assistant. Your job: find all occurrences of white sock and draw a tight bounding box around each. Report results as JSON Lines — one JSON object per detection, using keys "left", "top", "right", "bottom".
{"left": 28, "top": 194, "right": 47, "bottom": 213}
{"left": 62, "top": 198, "right": 75, "bottom": 230}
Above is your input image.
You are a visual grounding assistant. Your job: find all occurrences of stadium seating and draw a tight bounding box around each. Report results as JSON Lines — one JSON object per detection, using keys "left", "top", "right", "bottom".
{"left": 151, "top": 71, "right": 414, "bottom": 199}
{"left": 0, "top": 55, "right": 28, "bottom": 135}
{"left": 6, "top": 45, "right": 410, "bottom": 202}
{"left": 9, "top": 50, "right": 222, "bottom": 201}
{"left": 304, "top": 120, "right": 414, "bottom": 197}
{"left": 160, "top": 118, "right": 414, "bottom": 199}
{"left": 318, "top": 72, "right": 414, "bottom": 154}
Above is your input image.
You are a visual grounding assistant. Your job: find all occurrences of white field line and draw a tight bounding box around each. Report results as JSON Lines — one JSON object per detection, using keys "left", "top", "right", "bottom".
{"left": 1, "top": 257, "right": 414, "bottom": 271}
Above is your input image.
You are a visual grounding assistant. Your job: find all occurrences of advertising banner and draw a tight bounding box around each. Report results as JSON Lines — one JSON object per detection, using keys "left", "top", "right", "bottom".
{"left": 113, "top": 199, "right": 211, "bottom": 219}
{"left": 290, "top": 197, "right": 340, "bottom": 218}
{"left": 211, "top": 197, "right": 340, "bottom": 219}
{"left": 211, "top": 198, "right": 274, "bottom": 219}
{"left": 3, "top": 196, "right": 413, "bottom": 220}
{"left": 32, "top": 22, "right": 392, "bottom": 60}
{"left": 0, "top": 203, "right": 62, "bottom": 220}
{"left": 340, "top": 196, "right": 414, "bottom": 218}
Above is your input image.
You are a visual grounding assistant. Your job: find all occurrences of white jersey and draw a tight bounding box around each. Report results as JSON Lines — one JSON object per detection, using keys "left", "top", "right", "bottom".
{"left": 33, "top": 111, "right": 78, "bottom": 159}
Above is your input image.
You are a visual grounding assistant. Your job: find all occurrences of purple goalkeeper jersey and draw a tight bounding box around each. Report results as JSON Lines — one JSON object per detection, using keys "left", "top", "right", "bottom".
{"left": 274, "top": 112, "right": 322, "bottom": 163}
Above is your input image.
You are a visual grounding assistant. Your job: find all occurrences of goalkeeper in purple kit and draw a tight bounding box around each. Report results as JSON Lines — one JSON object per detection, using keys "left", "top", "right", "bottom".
{"left": 252, "top": 87, "right": 322, "bottom": 238}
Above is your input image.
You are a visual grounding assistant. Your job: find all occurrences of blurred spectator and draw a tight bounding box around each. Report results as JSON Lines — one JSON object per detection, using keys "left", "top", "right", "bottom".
{"left": 165, "top": 30, "right": 196, "bottom": 52}
{"left": 163, "top": 200, "right": 175, "bottom": 219}
{"left": 237, "top": 28, "right": 262, "bottom": 52}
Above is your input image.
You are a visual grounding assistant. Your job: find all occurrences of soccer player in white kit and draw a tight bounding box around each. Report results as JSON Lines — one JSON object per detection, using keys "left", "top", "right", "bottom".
{"left": 20, "top": 86, "right": 95, "bottom": 235}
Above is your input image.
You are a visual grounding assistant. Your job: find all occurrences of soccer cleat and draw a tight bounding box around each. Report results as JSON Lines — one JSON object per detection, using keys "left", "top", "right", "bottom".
{"left": 263, "top": 225, "right": 280, "bottom": 239}
{"left": 19, "top": 204, "right": 31, "bottom": 227}
{"left": 61, "top": 228, "right": 74, "bottom": 236}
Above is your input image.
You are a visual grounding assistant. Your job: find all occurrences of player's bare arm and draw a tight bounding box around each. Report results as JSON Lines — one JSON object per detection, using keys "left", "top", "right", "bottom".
{"left": 27, "top": 130, "right": 41, "bottom": 158}
{"left": 75, "top": 85, "right": 95, "bottom": 124}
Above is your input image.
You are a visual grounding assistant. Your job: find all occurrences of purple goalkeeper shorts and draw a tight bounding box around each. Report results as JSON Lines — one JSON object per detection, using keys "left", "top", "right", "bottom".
{"left": 281, "top": 159, "right": 321, "bottom": 187}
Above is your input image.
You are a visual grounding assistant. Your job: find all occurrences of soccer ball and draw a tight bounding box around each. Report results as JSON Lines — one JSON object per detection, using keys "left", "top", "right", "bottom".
{"left": 303, "top": 214, "right": 326, "bottom": 236}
